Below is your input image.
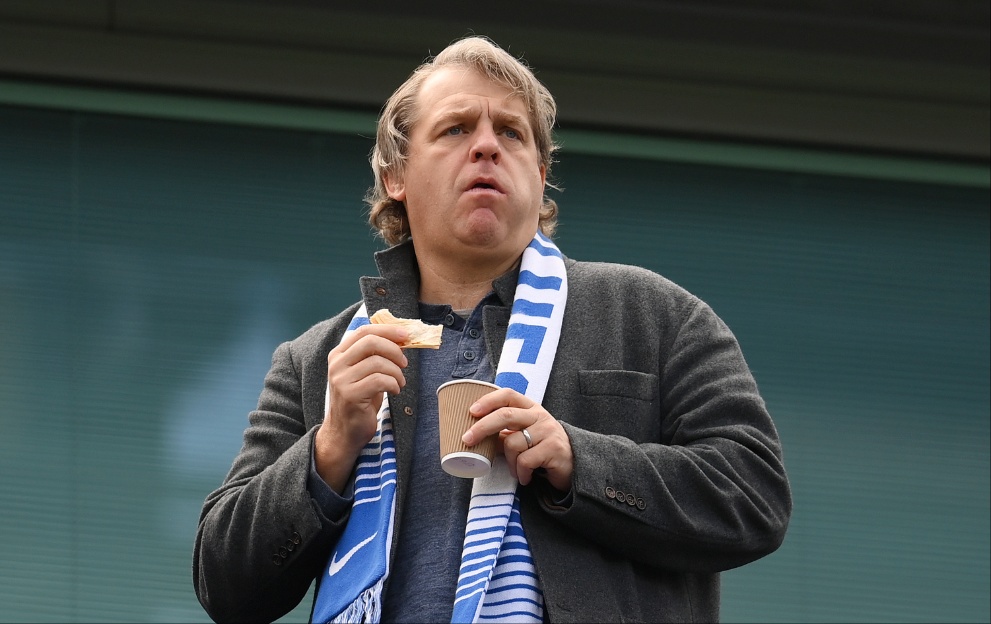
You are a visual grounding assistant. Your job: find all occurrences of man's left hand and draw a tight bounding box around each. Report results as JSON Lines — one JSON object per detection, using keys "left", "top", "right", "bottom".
{"left": 462, "top": 388, "right": 574, "bottom": 492}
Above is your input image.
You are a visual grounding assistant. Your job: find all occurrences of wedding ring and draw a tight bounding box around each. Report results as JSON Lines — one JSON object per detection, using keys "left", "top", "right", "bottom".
{"left": 521, "top": 428, "right": 534, "bottom": 449}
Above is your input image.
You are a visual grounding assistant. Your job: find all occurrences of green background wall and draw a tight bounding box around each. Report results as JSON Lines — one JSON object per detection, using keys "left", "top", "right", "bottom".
{"left": 1, "top": 104, "right": 988, "bottom": 622}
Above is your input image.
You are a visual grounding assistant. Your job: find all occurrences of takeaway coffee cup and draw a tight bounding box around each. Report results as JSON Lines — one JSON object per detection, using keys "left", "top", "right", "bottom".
{"left": 436, "top": 379, "right": 499, "bottom": 478}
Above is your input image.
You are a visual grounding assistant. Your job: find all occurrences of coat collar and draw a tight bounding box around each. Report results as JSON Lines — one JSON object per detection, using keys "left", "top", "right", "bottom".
{"left": 367, "top": 239, "right": 519, "bottom": 311}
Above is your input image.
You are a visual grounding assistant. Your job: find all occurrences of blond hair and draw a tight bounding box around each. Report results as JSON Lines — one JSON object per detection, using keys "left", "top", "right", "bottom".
{"left": 366, "top": 36, "right": 559, "bottom": 245}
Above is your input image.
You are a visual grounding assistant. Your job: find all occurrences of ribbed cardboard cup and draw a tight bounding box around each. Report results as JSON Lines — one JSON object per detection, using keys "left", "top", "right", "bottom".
{"left": 436, "top": 379, "right": 499, "bottom": 478}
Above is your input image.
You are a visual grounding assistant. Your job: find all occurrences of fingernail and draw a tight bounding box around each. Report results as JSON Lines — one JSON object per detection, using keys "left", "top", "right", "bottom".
{"left": 461, "top": 431, "right": 473, "bottom": 445}
{"left": 469, "top": 402, "right": 480, "bottom": 415}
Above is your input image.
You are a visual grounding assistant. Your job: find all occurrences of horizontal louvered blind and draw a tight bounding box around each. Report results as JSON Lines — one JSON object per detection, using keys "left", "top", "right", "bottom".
{"left": 1, "top": 106, "right": 987, "bottom": 623}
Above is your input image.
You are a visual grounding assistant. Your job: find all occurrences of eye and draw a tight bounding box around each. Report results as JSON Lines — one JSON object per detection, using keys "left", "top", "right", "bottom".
{"left": 504, "top": 128, "right": 521, "bottom": 140}
{"left": 445, "top": 126, "right": 464, "bottom": 136}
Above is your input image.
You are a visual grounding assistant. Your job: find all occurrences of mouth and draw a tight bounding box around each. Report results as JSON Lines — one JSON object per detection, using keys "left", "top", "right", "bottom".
{"left": 465, "top": 178, "right": 504, "bottom": 194}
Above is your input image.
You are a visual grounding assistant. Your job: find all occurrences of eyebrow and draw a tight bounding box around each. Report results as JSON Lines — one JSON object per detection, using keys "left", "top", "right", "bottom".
{"left": 493, "top": 110, "right": 529, "bottom": 131}
{"left": 429, "top": 107, "right": 477, "bottom": 130}
{"left": 427, "top": 106, "right": 530, "bottom": 134}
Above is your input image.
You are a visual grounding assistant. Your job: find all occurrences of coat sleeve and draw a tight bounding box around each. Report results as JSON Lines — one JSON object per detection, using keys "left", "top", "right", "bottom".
{"left": 538, "top": 293, "right": 792, "bottom": 574}
{"left": 193, "top": 340, "right": 350, "bottom": 623}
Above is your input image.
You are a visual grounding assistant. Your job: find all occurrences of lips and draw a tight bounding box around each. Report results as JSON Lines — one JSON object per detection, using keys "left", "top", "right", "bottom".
{"left": 465, "top": 176, "right": 505, "bottom": 194}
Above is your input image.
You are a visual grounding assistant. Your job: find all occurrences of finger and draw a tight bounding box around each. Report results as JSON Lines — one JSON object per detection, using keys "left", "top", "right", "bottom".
{"left": 494, "top": 429, "right": 533, "bottom": 485}
{"left": 499, "top": 427, "right": 531, "bottom": 455}
{"left": 517, "top": 428, "right": 546, "bottom": 484}
{"left": 501, "top": 426, "right": 573, "bottom": 490}
{"left": 462, "top": 407, "right": 522, "bottom": 446}
{"left": 514, "top": 446, "right": 548, "bottom": 486}
{"left": 498, "top": 429, "right": 523, "bottom": 481}
{"left": 329, "top": 356, "right": 407, "bottom": 400}
{"left": 337, "top": 324, "right": 411, "bottom": 358}
{"left": 468, "top": 388, "right": 532, "bottom": 416}
{"left": 463, "top": 404, "right": 540, "bottom": 446}
{"left": 463, "top": 388, "right": 537, "bottom": 445}
{"left": 344, "top": 369, "right": 406, "bottom": 397}
{"left": 331, "top": 332, "right": 409, "bottom": 371}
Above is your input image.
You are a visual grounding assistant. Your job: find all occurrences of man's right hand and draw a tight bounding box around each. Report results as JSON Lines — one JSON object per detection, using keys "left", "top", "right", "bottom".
{"left": 314, "top": 323, "right": 409, "bottom": 493}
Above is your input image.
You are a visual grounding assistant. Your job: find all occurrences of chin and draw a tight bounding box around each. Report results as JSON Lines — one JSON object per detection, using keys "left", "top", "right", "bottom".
{"left": 459, "top": 215, "right": 502, "bottom": 243}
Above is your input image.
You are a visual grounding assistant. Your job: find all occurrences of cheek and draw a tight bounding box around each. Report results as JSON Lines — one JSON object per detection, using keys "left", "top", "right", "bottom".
{"left": 401, "top": 177, "right": 429, "bottom": 208}
{"left": 528, "top": 168, "right": 546, "bottom": 198}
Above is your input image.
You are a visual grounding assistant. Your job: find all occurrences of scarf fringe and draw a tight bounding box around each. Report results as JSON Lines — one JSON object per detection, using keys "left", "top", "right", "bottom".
{"left": 329, "top": 577, "right": 385, "bottom": 624}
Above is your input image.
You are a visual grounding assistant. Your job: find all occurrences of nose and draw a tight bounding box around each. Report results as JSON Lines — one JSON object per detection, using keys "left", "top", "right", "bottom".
{"left": 470, "top": 124, "right": 500, "bottom": 164}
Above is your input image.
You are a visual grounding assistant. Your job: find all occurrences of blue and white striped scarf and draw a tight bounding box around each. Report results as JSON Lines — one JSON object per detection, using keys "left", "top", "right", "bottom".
{"left": 312, "top": 232, "right": 567, "bottom": 624}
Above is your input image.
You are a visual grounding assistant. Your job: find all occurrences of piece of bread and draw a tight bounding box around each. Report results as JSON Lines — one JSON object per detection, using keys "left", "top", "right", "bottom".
{"left": 369, "top": 309, "right": 443, "bottom": 349}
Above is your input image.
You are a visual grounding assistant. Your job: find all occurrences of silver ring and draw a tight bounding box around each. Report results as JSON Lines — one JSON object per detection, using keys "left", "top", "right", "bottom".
{"left": 521, "top": 428, "right": 534, "bottom": 449}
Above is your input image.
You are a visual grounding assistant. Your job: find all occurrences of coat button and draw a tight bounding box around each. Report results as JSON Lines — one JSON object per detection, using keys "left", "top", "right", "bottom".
{"left": 616, "top": 491, "right": 627, "bottom": 504}
{"left": 626, "top": 495, "right": 637, "bottom": 506}
{"left": 375, "top": 287, "right": 387, "bottom": 296}
{"left": 604, "top": 486, "right": 616, "bottom": 499}
{"left": 468, "top": 328, "right": 480, "bottom": 339}
{"left": 272, "top": 554, "right": 283, "bottom": 566}
{"left": 279, "top": 547, "right": 289, "bottom": 558}
{"left": 404, "top": 406, "right": 414, "bottom": 416}
{"left": 292, "top": 532, "right": 302, "bottom": 544}
{"left": 636, "top": 498, "right": 646, "bottom": 510}
{"left": 285, "top": 539, "right": 295, "bottom": 552}
{"left": 463, "top": 350, "right": 475, "bottom": 361}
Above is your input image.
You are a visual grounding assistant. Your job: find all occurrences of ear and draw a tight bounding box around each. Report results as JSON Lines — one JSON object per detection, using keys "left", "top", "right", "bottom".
{"left": 538, "top": 164, "right": 547, "bottom": 188}
{"left": 383, "top": 170, "right": 406, "bottom": 202}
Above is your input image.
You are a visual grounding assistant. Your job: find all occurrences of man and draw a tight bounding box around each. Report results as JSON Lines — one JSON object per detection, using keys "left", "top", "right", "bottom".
{"left": 194, "top": 36, "right": 791, "bottom": 623}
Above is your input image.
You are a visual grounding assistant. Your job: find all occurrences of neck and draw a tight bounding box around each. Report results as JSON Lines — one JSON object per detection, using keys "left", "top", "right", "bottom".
{"left": 416, "top": 251, "right": 520, "bottom": 310}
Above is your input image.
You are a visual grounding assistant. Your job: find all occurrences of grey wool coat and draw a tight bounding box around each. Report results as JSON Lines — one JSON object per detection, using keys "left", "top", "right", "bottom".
{"left": 194, "top": 240, "right": 792, "bottom": 623}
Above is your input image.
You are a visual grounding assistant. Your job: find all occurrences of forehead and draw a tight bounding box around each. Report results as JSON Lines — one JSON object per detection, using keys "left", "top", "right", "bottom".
{"left": 413, "top": 67, "right": 530, "bottom": 125}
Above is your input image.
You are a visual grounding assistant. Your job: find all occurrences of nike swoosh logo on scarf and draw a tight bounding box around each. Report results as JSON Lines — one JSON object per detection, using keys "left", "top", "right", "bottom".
{"left": 328, "top": 531, "right": 378, "bottom": 577}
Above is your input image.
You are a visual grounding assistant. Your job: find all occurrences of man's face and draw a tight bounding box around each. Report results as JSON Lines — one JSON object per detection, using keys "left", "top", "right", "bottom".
{"left": 384, "top": 67, "right": 546, "bottom": 266}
